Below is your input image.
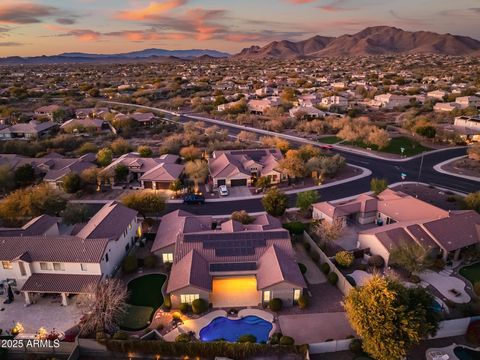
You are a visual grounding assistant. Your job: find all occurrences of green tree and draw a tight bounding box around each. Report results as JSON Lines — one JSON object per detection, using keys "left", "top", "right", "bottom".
{"left": 138, "top": 145, "right": 153, "bottom": 157}
{"left": 462, "top": 191, "right": 480, "bottom": 213}
{"left": 77, "top": 142, "right": 98, "bottom": 155}
{"left": 121, "top": 191, "right": 165, "bottom": 218}
{"left": 370, "top": 178, "right": 388, "bottom": 195}
{"left": 96, "top": 148, "right": 113, "bottom": 167}
{"left": 280, "top": 150, "right": 306, "bottom": 179}
{"left": 184, "top": 159, "right": 209, "bottom": 192}
{"left": 180, "top": 146, "right": 202, "bottom": 161}
{"left": 345, "top": 276, "right": 439, "bottom": 360}
{"left": 0, "top": 165, "right": 14, "bottom": 195}
{"left": 255, "top": 176, "right": 271, "bottom": 191}
{"left": 389, "top": 241, "right": 434, "bottom": 276}
{"left": 61, "top": 203, "right": 90, "bottom": 225}
{"left": 14, "top": 164, "right": 35, "bottom": 188}
{"left": 114, "top": 165, "right": 129, "bottom": 183}
{"left": 169, "top": 179, "right": 183, "bottom": 194}
{"left": 62, "top": 172, "right": 82, "bottom": 194}
{"left": 416, "top": 125, "right": 436, "bottom": 139}
{"left": 296, "top": 190, "right": 318, "bottom": 214}
{"left": 110, "top": 138, "right": 132, "bottom": 155}
{"left": 231, "top": 210, "right": 254, "bottom": 224}
{"left": 261, "top": 187, "right": 288, "bottom": 217}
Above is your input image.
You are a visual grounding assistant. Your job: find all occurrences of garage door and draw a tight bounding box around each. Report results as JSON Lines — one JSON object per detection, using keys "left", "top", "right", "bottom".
{"left": 210, "top": 276, "right": 260, "bottom": 308}
{"left": 143, "top": 181, "right": 153, "bottom": 189}
{"left": 231, "top": 179, "right": 247, "bottom": 187}
{"left": 217, "top": 179, "right": 226, "bottom": 186}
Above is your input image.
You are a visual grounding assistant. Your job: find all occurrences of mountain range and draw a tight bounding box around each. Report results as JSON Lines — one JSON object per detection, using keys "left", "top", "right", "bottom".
{"left": 234, "top": 26, "right": 480, "bottom": 59}
{"left": 0, "top": 26, "right": 479, "bottom": 65}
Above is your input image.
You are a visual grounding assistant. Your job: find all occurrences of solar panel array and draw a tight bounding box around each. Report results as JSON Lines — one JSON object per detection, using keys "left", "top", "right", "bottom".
{"left": 210, "top": 262, "right": 257, "bottom": 272}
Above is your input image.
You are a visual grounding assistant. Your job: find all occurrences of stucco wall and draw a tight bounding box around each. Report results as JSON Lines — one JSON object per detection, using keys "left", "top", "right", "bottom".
{"left": 170, "top": 286, "right": 210, "bottom": 308}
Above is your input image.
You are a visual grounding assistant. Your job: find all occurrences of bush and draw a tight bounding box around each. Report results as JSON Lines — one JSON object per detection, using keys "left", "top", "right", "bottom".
{"left": 268, "top": 298, "right": 283, "bottom": 312}
{"left": 268, "top": 332, "right": 283, "bottom": 345}
{"left": 192, "top": 298, "right": 209, "bottom": 315}
{"left": 112, "top": 331, "right": 129, "bottom": 340}
{"left": 310, "top": 250, "right": 320, "bottom": 263}
{"left": 297, "top": 295, "right": 309, "bottom": 309}
{"left": 349, "top": 338, "right": 363, "bottom": 355}
{"left": 283, "top": 221, "right": 306, "bottom": 235}
{"left": 238, "top": 334, "right": 257, "bottom": 343}
{"left": 231, "top": 210, "right": 254, "bottom": 224}
{"left": 143, "top": 255, "right": 157, "bottom": 269}
{"left": 175, "top": 333, "right": 191, "bottom": 343}
{"left": 179, "top": 303, "right": 190, "bottom": 314}
{"left": 279, "top": 336, "right": 295, "bottom": 346}
{"left": 96, "top": 331, "right": 107, "bottom": 341}
{"left": 474, "top": 282, "right": 480, "bottom": 297}
{"left": 163, "top": 295, "right": 172, "bottom": 310}
{"left": 303, "top": 242, "right": 311, "bottom": 251}
{"left": 335, "top": 251, "right": 354, "bottom": 268}
{"left": 410, "top": 274, "right": 421, "bottom": 284}
{"left": 298, "top": 263, "right": 307, "bottom": 274}
{"left": 432, "top": 258, "right": 446, "bottom": 270}
{"left": 466, "top": 320, "right": 480, "bottom": 346}
{"left": 367, "top": 255, "right": 385, "bottom": 268}
{"left": 327, "top": 272, "right": 338, "bottom": 285}
{"left": 122, "top": 255, "right": 138, "bottom": 274}
{"left": 320, "top": 263, "right": 330, "bottom": 275}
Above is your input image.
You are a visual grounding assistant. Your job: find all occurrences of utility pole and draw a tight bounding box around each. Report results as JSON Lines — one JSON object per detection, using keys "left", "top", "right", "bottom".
{"left": 417, "top": 152, "right": 424, "bottom": 185}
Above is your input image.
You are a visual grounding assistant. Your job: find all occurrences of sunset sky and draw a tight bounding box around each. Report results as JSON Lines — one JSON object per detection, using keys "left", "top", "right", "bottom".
{"left": 0, "top": 0, "right": 479, "bottom": 56}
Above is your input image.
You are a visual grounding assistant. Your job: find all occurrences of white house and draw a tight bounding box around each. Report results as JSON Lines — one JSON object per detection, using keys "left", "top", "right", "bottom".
{"left": 373, "top": 94, "right": 411, "bottom": 109}
{"left": 455, "top": 96, "right": 480, "bottom": 109}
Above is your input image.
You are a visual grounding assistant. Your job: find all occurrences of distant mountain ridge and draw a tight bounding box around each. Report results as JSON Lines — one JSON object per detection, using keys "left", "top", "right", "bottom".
{"left": 0, "top": 48, "right": 230, "bottom": 65}
{"left": 234, "top": 26, "right": 480, "bottom": 59}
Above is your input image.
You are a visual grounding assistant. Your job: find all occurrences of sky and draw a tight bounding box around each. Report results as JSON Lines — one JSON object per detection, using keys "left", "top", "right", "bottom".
{"left": 0, "top": 0, "right": 479, "bottom": 56}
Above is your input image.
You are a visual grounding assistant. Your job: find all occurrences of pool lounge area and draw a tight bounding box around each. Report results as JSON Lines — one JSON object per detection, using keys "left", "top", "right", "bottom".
{"left": 426, "top": 344, "right": 480, "bottom": 360}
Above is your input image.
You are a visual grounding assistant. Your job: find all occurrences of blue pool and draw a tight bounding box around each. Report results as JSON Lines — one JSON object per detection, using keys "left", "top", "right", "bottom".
{"left": 199, "top": 315, "right": 273, "bottom": 343}
{"left": 453, "top": 346, "right": 480, "bottom": 360}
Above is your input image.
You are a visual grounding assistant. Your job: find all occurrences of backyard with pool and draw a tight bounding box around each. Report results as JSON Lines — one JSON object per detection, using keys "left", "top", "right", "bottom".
{"left": 459, "top": 262, "right": 480, "bottom": 285}
{"left": 120, "top": 274, "right": 167, "bottom": 331}
{"left": 199, "top": 315, "right": 273, "bottom": 343}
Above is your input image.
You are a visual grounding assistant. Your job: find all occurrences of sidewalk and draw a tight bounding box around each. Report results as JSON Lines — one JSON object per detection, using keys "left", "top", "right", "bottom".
{"left": 433, "top": 155, "right": 480, "bottom": 182}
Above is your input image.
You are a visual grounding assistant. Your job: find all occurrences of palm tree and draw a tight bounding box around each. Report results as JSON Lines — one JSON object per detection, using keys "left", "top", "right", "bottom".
{"left": 184, "top": 159, "right": 209, "bottom": 193}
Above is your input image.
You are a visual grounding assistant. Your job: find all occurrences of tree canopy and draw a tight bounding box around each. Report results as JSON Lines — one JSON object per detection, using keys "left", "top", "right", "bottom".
{"left": 121, "top": 191, "right": 165, "bottom": 218}
{"left": 261, "top": 187, "right": 288, "bottom": 217}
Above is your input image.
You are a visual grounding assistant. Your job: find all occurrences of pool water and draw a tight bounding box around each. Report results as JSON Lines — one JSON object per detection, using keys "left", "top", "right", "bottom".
{"left": 432, "top": 300, "right": 443, "bottom": 313}
{"left": 453, "top": 346, "right": 480, "bottom": 360}
{"left": 199, "top": 315, "right": 273, "bottom": 343}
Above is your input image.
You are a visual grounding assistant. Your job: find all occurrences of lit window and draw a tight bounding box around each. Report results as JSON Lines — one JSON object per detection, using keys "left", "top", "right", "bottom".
{"left": 263, "top": 290, "right": 271, "bottom": 302}
{"left": 53, "top": 263, "right": 64, "bottom": 271}
{"left": 180, "top": 294, "right": 199, "bottom": 304}
{"left": 293, "top": 289, "right": 301, "bottom": 301}
{"left": 81, "top": 263, "right": 88, "bottom": 271}
{"left": 40, "top": 262, "right": 50, "bottom": 271}
{"left": 2, "top": 261, "right": 12, "bottom": 270}
{"left": 162, "top": 253, "right": 173, "bottom": 263}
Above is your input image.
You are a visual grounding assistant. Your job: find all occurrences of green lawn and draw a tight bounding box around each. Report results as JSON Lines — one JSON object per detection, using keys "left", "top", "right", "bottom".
{"left": 120, "top": 273, "right": 167, "bottom": 331}
{"left": 318, "top": 136, "right": 342, "bottom": 144}
{"left": 459, "top": 262, "right": 480, "bottom": 285}
{"left": 348, "top": 136, "right": 431, "bottom": 156}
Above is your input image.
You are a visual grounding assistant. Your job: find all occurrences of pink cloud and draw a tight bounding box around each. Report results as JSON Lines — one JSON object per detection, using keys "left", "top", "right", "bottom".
{"left": 117, "top": 0, "right": 186, "bottom": 21}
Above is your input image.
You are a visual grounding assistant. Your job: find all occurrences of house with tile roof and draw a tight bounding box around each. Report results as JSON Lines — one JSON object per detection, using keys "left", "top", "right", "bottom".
{"left": 208, "top": 149, "right": 286, "bottom": 188}
{"left": 313, "top": 189, "right": 480, "bottom": 263}
{"left": 152, "top": 210, "right": 306, "bottom": 308}
{"left": 0, "top": 201, "right": 140, "bottom": 306}
{"left": 0, "top": 120, "right": 57, "bottom": 140}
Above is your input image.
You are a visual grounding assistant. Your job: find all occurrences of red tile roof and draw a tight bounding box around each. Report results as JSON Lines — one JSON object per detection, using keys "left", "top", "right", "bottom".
{"left": 21, "top": 273, "right": 101, "bottom": 293}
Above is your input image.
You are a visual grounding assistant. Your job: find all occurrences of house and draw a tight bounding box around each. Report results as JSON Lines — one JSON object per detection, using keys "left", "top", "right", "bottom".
{"left": 0, "top": 201, "right": 140, "bottom": 306}
{"left": 298, "top": 94, "right": 321, "bottom": 107}
{"left": 101, "top": 153, "right": 183, "bottom": 189}
{"left": 60, "top": 118, "right": 108, "bottom": 133}
{"left": 427, "top": 90, "right": 447, "bottom": 101}
{"left": 248, "top": 98, "right": 281, "bottom": 114}
{"left": 455, "top": 96, "right": 480, "bottom": 109}
{"left": 321, "top": 96, "right": 348, "bottom": 110}
{"left": 313, "top": 189, "right": 480, "bottom": 263}
{"left": 289, "top": 106, "right": 325, "bottom": 119}
{"left": 255, "top": 87, "right": 274, "bottom": 97}
{"left": 434, "top": 102, "right": 461, "bottom": 112}
{"left": 130, "top": 112, "right": 158, "bottom": 127}
{"left": 373, "top": 94, "right": 411, "bottom": 109}
{"left": 452, "top": 116, "right": 480, "bottom": 142}
{"left": 208, "top": 149, "right": 285, "bottom": 188}
{"left": 75, "top": 107, "right": 109, "bottom": 119}
{"left": 34, "top": 105, "right": 62, "bottom": 121}
{"left": 0, "top": 121, "right": 57, "bottom": 140}
{"left": 152, "top": 210, "right": 306, "bottom": 308}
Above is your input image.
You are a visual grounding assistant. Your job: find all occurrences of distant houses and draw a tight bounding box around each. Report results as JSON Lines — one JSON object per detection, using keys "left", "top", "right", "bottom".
{"left": 0, "top": 121, "right": 57, "bottom": 140}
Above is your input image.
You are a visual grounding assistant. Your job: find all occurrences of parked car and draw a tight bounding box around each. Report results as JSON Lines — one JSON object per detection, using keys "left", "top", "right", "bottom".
{"left": 320, "top": 144, "right": 333, "bottom": 150}
{"left": 183, "top": 194, "right": 205, "bottom": 205}
{"left": 219, "top": 185, "right": 229, "bottom": 196}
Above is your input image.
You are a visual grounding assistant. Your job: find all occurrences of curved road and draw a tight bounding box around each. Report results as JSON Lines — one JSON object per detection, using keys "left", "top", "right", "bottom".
{"left": 100, "top": 101, "right": 478, "bottom": 216}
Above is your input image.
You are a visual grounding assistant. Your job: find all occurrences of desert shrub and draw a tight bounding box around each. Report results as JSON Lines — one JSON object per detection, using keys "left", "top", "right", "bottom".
{"left": 179, "top": 303, "right": 190, "bottom": 314}
{"left": 297, "top": 295, "right": 309, "bottom": 309}
{"left": 327, "top": 272, "right": 338, "bottom": 285}
{"left": 175, "top": 333, "right": 191, "bottom": 343}
{"left": 335, "top": 251, "right": 354, "bottom": 268}
{"left": 283, "top": 221, "right": 306, "bottom": 235}
{"left": 349, "top": 338, "right": 363, "bottom": 355}
{"left": 122, "top": 255, "right": 138, "bottom": 274}
{"left": 192, "top": 298, "right": 209, "bottom": 314}
{"left": 466, "top": 320, "right": 480, "bottom": 346}
{"left": 298, "top": 263, "right": 307, "bottom": 274}
{"left": 279, "top": 336, "right": 295, "bottom": 345}
{"left": 143, "top": 255, "right": 157, "bottom": 269}
{"left": 310, "top": 250, "right": 320, "bottom": 263}
{"left": 474, "top": 282, "right": 480, "bottom": 297}
{"left": 367, "top": 255, "right": 385, "bottom": 268}
{"left": 113, "top": 331, "right": 129, "bottom": 340}
{"left": 268, "top": 298, "right": 283, "bottom": 312}
{"left": 231, "top": 210, "right": 254, "bottom": 224}
{"left": 268, "top": 332, "right": 283, "bottom": 345}
{"left": 320, "top": 263, "right": 330, "bottom": 275}
{"left": 432, "top": 258, "right": 446, "bottom": 270}
{"left": 163, "top": 295, "right": 172, "bottom": 310}
{"left": 238, "top": 334, "right": 256, "bottom": 343}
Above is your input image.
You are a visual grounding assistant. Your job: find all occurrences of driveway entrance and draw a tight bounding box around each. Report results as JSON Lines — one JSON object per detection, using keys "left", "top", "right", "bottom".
{"left": 210, "top": 276, "right": 260, "bottom": 308}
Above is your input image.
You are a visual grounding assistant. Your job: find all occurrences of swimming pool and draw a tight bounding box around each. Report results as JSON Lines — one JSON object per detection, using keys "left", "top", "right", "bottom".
{"left": 199, "top": 315, "right": 273, "bottom": 343}
{"left": 453, "top": 346, "right": 480, "bottom": 360}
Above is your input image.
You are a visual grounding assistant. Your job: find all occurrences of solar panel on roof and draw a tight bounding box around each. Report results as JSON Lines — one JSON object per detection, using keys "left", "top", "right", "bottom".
{"left": 210, "top": 262, "right": 257, "bottom": 272}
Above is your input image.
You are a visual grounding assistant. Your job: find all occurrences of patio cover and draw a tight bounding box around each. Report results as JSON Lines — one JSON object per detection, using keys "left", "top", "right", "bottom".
{"left": 21, "top": 274, "right": 101, "bottom": 294}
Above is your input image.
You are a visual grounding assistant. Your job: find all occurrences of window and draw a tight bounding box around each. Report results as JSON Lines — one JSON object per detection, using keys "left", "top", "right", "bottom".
{"left": 40, "top": 262, "right": 50, "bottom": 270}
{"left": 263, "top": 290, "right": 271, "bottom": 302}
{"left": 2, "top": 261, "right": 12, "bottom": 270}
{"left": 19, "top": 262, "right": 26, "bottom": 276}
{"left": 293, "top": 289, "right": 301, "bottom": 301}
{"left": 105, "top": 254, "right": 109, "bottom": 262}
{"left": 53, "top": 262, "right": 64, "bottom": 271}
{"left": 162, "top": 253, "right": 173, "bottom": 263}
{"left": 81, "top": 263, "right": 88, "bottom": 272}
{"left": 180, "top": 294, "right": 199, "bottom": 304}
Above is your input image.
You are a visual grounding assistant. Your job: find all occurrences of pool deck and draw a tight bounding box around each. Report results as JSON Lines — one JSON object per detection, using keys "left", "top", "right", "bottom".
{"left": 419, "top": 270, "right": 471, "bottom": 304}
{"left": 163, "top": 308, "right": 276, "bottom": 342}
{"left": 425, "top": 343, "right": 480, "bottom": 360}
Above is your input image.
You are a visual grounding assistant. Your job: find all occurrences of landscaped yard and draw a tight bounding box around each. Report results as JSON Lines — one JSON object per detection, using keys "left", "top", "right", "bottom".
{"left": 318, "top": 136, "right": 342, "bottom": 144}
{"left": 348, "top": 136, "right": 431, "bottom": 156}
{"left": 459, "top": 262, "right": 480, "bottom": 285}
{"left": 120, "top": 273, "right": 167, "bottom": 331}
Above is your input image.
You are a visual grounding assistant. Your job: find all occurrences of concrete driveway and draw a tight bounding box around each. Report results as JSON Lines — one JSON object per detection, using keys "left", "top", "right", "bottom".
{"left": 278, "top": 312, "right": 355, "bottom": 344}
{"left": 225, "top": 186, "right": 252, "bottom": 198}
